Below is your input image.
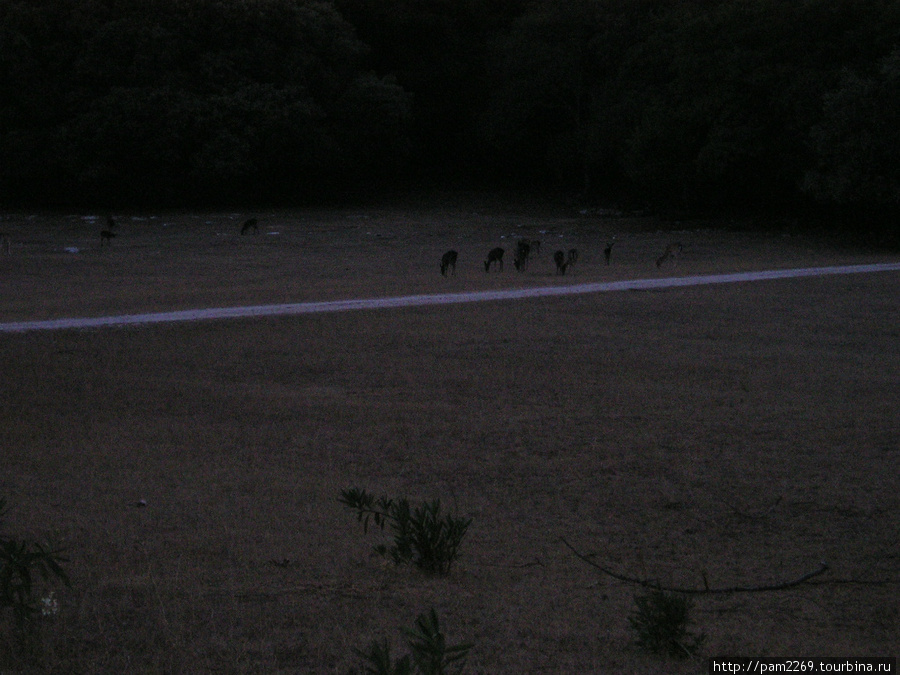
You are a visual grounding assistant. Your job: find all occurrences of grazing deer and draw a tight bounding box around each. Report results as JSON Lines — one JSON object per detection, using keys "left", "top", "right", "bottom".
{"left": 567, "top": 248, "right": 579, "bottom": 265}
{"left": 440, "top": 250, "right": 458, "bottom": 276}
{"left": 484, "top": 247, "right": 504, "bottom": 272}
{"left": 656, "top": 242, "right": 682, "bottom": 268}
{"left": 241, "top": 218, "right": 259, "bottom": 235}
{"left": 554, "top": 250, "right": 569, "bottom": 275}
{"left": 514, "top": 240, "right": 531, "bottom": 272}
{"left": 516, "top": 239, "right": 531, "bottom": 261}
{"left": 100, "top": 229, "right": 116, "bottom": 246}
{"left": 0, "top": 233, "right": 10, "bottom": 256}
{"left": 604, "top": 242, "right": 614, "bottom": 265}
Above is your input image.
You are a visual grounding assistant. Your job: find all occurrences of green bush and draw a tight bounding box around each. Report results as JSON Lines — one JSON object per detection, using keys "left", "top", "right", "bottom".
{"left": 340, "top": 488, "right": 471, "bottom": 576}
{"left": 0, "top": 497, "right": 70, "bottom": 652}
{"left": 350, "top": 608, "right": 472, "bottom": 675}
{"left": 628, "top": 589, "right": 704, "bottom": 659}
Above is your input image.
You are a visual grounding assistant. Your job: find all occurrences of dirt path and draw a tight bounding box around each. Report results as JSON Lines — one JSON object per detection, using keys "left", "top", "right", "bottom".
{"left": 2, "top": 262, "right": 899, "bottom": 333}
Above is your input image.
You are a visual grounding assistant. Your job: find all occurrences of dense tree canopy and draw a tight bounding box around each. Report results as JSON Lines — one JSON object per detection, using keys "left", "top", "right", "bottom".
{"left": 1, "top": 0, "right": 899, "bottom": 232}
{"left": 480, "top": 0, "right": 900, "bottom": 216}
{"left": 0, "top": 0, "right": 411, "bottom": 205}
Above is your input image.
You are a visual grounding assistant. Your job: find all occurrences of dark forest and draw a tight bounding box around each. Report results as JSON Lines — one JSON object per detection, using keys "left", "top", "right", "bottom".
{"left": 2, "top": 0, "right": 899, "bottom": 231}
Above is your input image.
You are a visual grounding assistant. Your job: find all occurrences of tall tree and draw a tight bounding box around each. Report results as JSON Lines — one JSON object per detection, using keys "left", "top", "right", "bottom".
{"left": 804, "top": 48, "right": 900, "bottom": 207}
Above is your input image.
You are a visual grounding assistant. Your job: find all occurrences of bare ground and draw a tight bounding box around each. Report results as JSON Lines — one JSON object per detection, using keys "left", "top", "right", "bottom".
{"left": 1, "top": 199, "right": 898, "bottom": 673}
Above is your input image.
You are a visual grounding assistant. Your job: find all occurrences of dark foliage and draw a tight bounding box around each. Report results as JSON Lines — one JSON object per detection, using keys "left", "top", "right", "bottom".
{"left": 629, "top": 590, "right": 705, "bottom": 659}
{"left": 0, "top": 0, "right": 411, "bottom": 206}
{"left": 2, "top": 0, "right": 898, "bottom": 238}
{"left": 339, "top": 488, "right": 471, "bottom": 576}
{"left": 0, "top": 497, "right": 70, "bottom": 655}
{"left": 350, "top": 608, "right": 472, "bottom": 675}
{"left": 480, "top": 0, "right": 900, "bottom": 218}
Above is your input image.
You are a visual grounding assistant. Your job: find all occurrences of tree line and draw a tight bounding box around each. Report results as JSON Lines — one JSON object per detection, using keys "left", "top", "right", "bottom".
{"left": 2, "top": 0, "right": 898, "bottom": 230}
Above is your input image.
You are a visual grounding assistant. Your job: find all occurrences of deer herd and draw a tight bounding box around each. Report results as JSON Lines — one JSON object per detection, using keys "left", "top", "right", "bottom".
{"left": 224, "top": 215, "right": 682, "bottom": 277}
{"left": 441, "top": 237, "right": 682, "bottom": 277}
{"left": 0, "top": 215, "right": 684, "bottom": 274}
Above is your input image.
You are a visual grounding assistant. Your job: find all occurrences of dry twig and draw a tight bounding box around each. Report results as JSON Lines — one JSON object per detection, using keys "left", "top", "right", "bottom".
{"left": 722, "top": 495, "right": 783, "bottom": 520}
{"left": 560, "top": 537, "right": 829, "bottom": 594}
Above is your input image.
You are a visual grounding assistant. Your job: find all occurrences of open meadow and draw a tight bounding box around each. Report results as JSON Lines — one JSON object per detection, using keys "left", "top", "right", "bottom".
{"left": 1, "top": 198, "right": 898, "bottom": 672}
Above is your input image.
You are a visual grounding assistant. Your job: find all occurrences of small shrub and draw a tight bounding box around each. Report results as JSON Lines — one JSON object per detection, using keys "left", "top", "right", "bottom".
{"left": 349, "top": 608, "right": 472, "bottom": 675}
{"left": 339, "top": 488, "right": 471, "bottom": 575}
{"left": 0, "top": 497, "right": 70, "bottom": 652}
{"left": 351, "top": 638, "right": 412, "bottom": 675}
{"left": 628, "top": 589, "right": 704, "bottom": 659}
{"left": 403, "top": 608, "right": 472, "bottom": 675}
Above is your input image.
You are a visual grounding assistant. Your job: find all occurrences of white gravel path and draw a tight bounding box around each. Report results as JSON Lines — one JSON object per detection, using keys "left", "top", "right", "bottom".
{"left": 2, "top": 262, "right": 899, "bottom": 333}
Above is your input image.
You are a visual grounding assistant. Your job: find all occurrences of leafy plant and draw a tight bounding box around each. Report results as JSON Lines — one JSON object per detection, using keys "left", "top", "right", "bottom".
{"left": 339, "top": 488, "right": 471, "bottom": 576}
{"left": 628, "top": 589, "right": 705, "bottom": 659}
{"left": 351, "top": 638, "right": 412, "bottom": 675}
{"left": 0, "top": 497, "right": 70, "bottom": 646}
{"left": 403, "top": 608, "right": 472, "bottom": 675}
{"left": 349, "top": 608, "right": 472, "bottom": 675}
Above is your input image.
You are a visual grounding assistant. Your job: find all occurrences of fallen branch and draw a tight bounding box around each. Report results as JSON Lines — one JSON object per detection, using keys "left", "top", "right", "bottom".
{"left": 722, "top": 495, "right": 783, "bottom": 520}
{"left": 805, "top": 577, "right": 899, "bottom": 587}
{"left": 560, "top": 537, "right": 829, "bottom": 595}
{"left": 479, "top": 557, "right": 544, "bottom": 569}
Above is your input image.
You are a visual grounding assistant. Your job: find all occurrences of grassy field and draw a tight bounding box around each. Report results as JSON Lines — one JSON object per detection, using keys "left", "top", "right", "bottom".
{"left": 1, "top": 198, "right": 898, "bottom": 673}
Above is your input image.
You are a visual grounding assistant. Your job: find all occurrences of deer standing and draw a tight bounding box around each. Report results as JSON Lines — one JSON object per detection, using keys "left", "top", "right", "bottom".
{"left": 484, "top": 247, "right": 504, "bottom": 272}
{"left": 440, "top": 250, "right": 458, "bottom": 276}
{"left": 516, "top": 239, "right": 531, "bottom": 260}
{"left": 554, "top": 250, "right": 569, "bottom": 275}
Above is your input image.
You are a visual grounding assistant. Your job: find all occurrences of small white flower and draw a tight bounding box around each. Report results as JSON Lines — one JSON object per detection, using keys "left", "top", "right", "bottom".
{"left": 41, "top": 592, "right": 59, "bottom": 617}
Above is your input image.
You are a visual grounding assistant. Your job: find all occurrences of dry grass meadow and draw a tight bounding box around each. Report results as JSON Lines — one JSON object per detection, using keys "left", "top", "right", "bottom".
{"left": 1, "top": 196, "right": 898, "bottom": 673}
